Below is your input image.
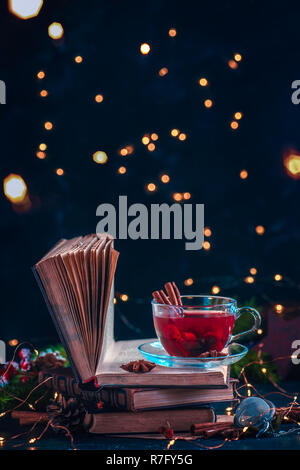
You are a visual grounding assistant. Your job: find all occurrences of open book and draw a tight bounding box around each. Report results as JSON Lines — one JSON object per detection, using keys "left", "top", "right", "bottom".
{"left": 34, "top": 234, "right": 229, "bottom": 388}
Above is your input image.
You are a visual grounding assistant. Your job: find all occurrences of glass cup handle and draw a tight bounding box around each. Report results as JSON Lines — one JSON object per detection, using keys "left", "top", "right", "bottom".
{"left": 230, "top": 307, "right": 261, "bottom": 343}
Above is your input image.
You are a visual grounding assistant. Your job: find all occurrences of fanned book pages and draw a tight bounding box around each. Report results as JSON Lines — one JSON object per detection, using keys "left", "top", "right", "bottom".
{"left": 34, "top": 233, "right": 229, "bottom": 387}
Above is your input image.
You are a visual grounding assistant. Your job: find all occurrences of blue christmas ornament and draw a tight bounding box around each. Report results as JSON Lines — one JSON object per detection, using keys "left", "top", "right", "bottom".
{"left": 234, "top": 397, "right": 275, "bottom": 437}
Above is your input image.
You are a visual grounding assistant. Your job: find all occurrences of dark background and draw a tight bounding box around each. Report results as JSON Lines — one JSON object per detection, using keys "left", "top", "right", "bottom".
{"left": 0, "top": 0, "right": 299, "bottom": 346}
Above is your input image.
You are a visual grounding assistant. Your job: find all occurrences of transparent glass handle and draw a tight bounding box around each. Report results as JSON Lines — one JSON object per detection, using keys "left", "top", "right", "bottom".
{"left": 230, "top": 307, "right": 261, "bottom": 343}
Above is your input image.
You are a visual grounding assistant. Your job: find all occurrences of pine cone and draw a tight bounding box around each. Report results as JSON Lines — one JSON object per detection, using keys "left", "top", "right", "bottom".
{"left": 32, "top": 353, "right": 66, "bottom": 371}
{"left": 47, "top": 395, "right": 87, "bottom": 433}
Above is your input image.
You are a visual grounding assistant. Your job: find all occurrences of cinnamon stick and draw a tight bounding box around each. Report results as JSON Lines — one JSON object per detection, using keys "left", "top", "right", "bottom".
{"left": 172, "top": 282, "right": 183, "bottom": 306}
{"left": 159, "top": 290, "right": 171, "bottom": 305}
{"left": 164, "top": 282, "right": 178, "bottom": 305}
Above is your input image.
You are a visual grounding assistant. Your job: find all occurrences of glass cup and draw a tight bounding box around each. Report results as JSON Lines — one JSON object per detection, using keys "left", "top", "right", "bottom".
{"left": 152, "top": 295, "right": 261, "bottom": 357}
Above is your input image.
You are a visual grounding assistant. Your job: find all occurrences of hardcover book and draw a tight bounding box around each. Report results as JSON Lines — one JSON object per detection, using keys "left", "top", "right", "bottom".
{"left": 38, "top": 368, "right": 236, "bottom": 411}
{"left": 34, "top": 234, "right": 229, "bottom": 388}
{"left": 87, "top": 407, "right": 216, "bottom": 434}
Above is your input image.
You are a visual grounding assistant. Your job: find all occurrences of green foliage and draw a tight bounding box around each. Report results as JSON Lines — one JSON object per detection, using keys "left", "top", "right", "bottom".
{"left": 0, "top": 374, "right": 51, "bottom": 413}
{"left": 232, "top": 296, "right": 262, "bottom": 340}
{"left": 231, "top": 349, "right": 280, "bottom": 383}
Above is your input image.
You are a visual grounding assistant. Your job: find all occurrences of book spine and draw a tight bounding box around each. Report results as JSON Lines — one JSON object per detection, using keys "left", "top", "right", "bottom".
{"left": 38, "top": 371, "right": 133, "bottom": 411}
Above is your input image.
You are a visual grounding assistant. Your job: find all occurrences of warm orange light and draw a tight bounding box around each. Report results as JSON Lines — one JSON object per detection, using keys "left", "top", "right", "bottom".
{"left": 173, "top": 192, "right": 183, "bottom": 201}
{"left": 255, "top": 225, "right": 265, "bottom": 235}
{"left": 211, "top": 285, "right": 220, "bottom": 294}
{"left": 151, "top": 133, "right": 159, "bottom": 141}
{"left": 74, "top": 56, "right": 83, "bottom": 63}
{"left": 199, "top": 78, "right": 208, "bottom": 87}
{"left": 37, "top": 70, "right": 45, "bottom": 79}
{"left": 126, "top": 145, "right": 134, "bottom": 155}
{"left": 250, "top": 267, "right": 257, "bottom": 275}
{"left": 245, "top": 276, "right": 255, "bottom": 284}
{"left": 148, "top": 143, "right": 155, "bottom": 152}
{"left": 240, "top": 169, "right": 248, "bottom": 179}
{"left": 204, "top": 227, "right": 212, "bottom": 237}
{"left": 234, "top": 53, "right": 242, "bottom": 62}
{"left": 230, "top": 120, "right": 239, "bottom": 130}
{"left": 171, "top": 128, "right": 180, "bottom": 137}
{"left": 118, "top": 166, "right": 127, "bottom": 174}
{"left": 184, "top": 278, "right": 194, "bottom": 286}
{"left": 147, "top": 183, "right": 156, "bottom": 192}
{"left": 234, "top": 112, "right": 243, "bottom": 120}
{"left": 284, "top": 153, "right": 300, "bottom": 179}
{"left": 161, "top": 174, "right": 170, "bottom": 183}
{"left": 93, "top": 151, "right": 108, "bottom": 164}
{"left": 204, "top": 99, "right": 213, "bottom": 108}
{"left": 113, "top": 297, "right": 117, "bottom": 305}
{"left": 56, "top": 168, "right": 64, "bottom": 176}
{"left": 257, "top": 328, "right": 263, "bottom": 335}
{"left": 8, "top": 339, "right": 18, "bottom": 347}
{"left": 36, "top": 151, "right": 46, "bottom": 160}
{"left": 275, "top": 304, "right": 284, "bottom": 314}
{"left": 3, "top": 174, "right": 27, "bottom": 203}
{"left": 140, "top": 43, "right": 150, "bottom": 55}
{"left": 168, "top": 28, "right": 177, "bottom": 37}
{"left": 183, "top": 192, "right": 191, "bottom": 200}
{"left": 40, "top": 90, "right": 48, "bottom": 97}
{"left": 203, "top": 241, "right": 211, "bottom": 250}
{"left": 48, "top": 22, "right": 64, "bottom": 40}
{"left": 120, "top": 148, "right": 128, "bottom": 156}
{"left": 274, "top": 274, "right": 282, "bottom": 281}
{"left": 44, "top": 121, "right": 53, "bottom": 130}
{"left": 178, "top": 133, "right": 186, "bottom": 141}
{"left": 228, "top": 59, "right": 238, "bottom": 70}
{"left": 95, "top": 94, "right": 103, "bottom": 103}
{"left": 9, "top": 0, "right": 43, "bottom": 19}
{"left": 120, "top": 294, "right": 129, "bottom": 302}
{"left": 39, "top": 143, "right": 47, "bottom": 151}
{"left": 159, "top": 68, "right": 168, "bottom": 77}
{"left": 142, "top": 135, "right": 150, "bottom": 145}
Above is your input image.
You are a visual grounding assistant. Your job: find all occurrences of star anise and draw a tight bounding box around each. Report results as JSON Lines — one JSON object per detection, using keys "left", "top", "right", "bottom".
{"left": 120, "top": 359, "right": 156, "bottom": 373}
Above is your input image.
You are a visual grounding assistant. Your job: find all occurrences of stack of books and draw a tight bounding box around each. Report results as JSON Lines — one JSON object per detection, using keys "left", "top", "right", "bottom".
{"left": 34, "top": 234, "right": 236, "bottom": 435}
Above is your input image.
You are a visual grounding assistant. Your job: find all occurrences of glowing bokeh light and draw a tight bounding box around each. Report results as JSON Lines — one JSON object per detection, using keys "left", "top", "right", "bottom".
{"left": 211, "top": 285, "right": 220, "bottom": 294}
{"left": 118, "top": 166, "right": 127, "bottom": 174}
{"left": 48, "top": 22, "right": 64, "bottom": 40}
{"left": 147, "top": 143, "right": 155, "bottom": 152}
{"left": 40, "top": 90, "right": 48, "bottom": 97}
{"left": 9, "top": 0, "right": 43, "bottom": 19}
{"left": 178, "top": 133, "right": 187, "bottom": 141}
{"left": 74, "top": 56, "right": 83, "bottom": 63}
{"left": 147, "top": 183, "right": 156, "bottom": 192}
{"left": 234, "top": 112, "right": 243, "bottom": 120}
{"left": 173, "top": 192, "right": 183, "bottom": 201}
{"left": 3, "top": 174, "right": 27, "bottom": 203}
{"left": 159, "top": 68, "right": 168, "bottom": 77}
{"left": 230, "top": 120, "right": 239, "bottom": 130}
{"left": 120, "top": 294, "right": 128, "bottom": 302}
{"left": 93, "top": 151, "right": 108, "bottom": 164}
{"left": 9, "top": 339, "right": 18, "bottom": 347}
{"left": 245, "top": 276, "right": 255, "bottom": 284}
{"left": 228, "top": 59, "right": 238, "bottom": 69}
{"left": 168, "top": 28, "right": 177, "bottom": 37}
{"left": 250, "top": 267, "right": 257, "bottom": 275}
{"left": 204, "top": 227, "right": 212, "bottom": 237}
{"left": 142, "top": 135, "right": 150, "bottom": 145}
{"left": 255, "top": 225, "right": 265, "bottom": 235}
{"left": 171, "top": 129, "right": 179, "bottom": 137}
{"left": 284, "top": 152, "right": 300, "bottom": 179}
{"left": 161, "top": 174, "right": 170, "bottom": 183}
{"left": 274, "top": 274, "right": 282, "bottom": 281}
{"left": 240, "top": 169, "right": 248, "bottom": 179}
{"left": 275, "top": 304, "right": 284, "bottom": 314}
{"left": 204, "top": 99, "right": 213, "bottom": 108}
{"left": 44, "top": 121, "right": 53, "bottom": 130}
{"left": 234, "top": 53, "right": 242, "bottom": 62}
{"left": 140, "top": 43, "right": 150, "bottom": 55}
{"left": 56, "top": 168, "right": 64, "bottom": 176}
{"left": 203, "top": 241, "right": 211, "bottom": 250}
{"left": 36, "top": 151, "right": 46, "bottom": 160}
{"left": 184, "top": 278, "right": 194, "bottom": 286}
{"left": 183, "top": 192, "right": 191, "bottom": 200}
{"left": 199, "top": 78, "right": 208, "bottom": 86}
{"left": 95, "top": 94, "right": 103, "bottom": 103}
{"left": 39, "top": 143, "right": 47, "bottom": 151}
{"left": 151, "top": 133, "right": 158, "bottom": 141}
{"left": 37, "top": 70, "right": 45, "bottom": 79}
